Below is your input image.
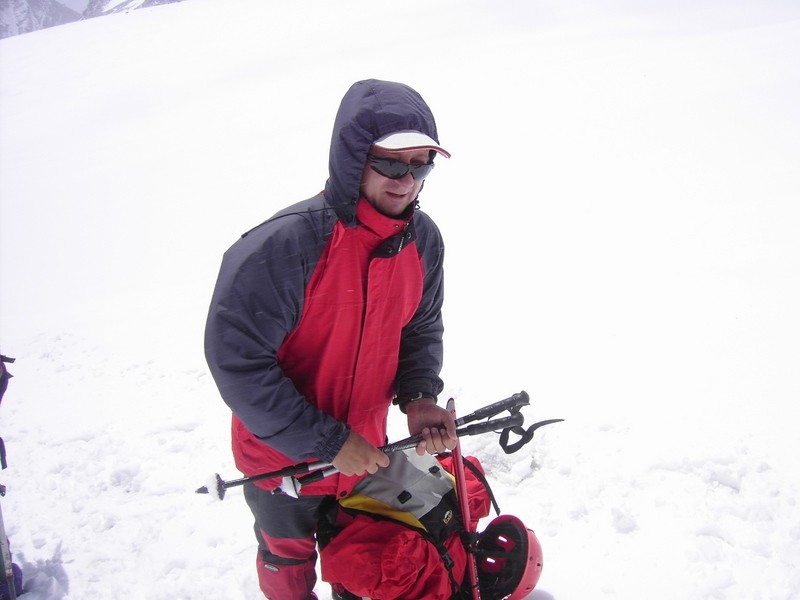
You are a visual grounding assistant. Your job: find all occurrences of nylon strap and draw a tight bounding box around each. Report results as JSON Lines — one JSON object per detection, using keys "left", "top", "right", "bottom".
{"left": 499, "top": 417, "right": 565, "bottom": 454}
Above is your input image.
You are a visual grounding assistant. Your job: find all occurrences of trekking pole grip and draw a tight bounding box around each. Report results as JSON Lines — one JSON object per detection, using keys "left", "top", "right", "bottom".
{"left": 459, "top": 391, "right": 529, "bottom": 425}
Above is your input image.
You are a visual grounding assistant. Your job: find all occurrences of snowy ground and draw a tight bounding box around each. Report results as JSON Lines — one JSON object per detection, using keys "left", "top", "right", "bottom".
{"left": 1, "top": 1, "right": 800, "bottom": 598}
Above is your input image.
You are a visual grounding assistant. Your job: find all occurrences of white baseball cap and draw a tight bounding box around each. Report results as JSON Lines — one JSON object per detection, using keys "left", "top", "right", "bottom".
{"left": 373, "top": 130, "right": 451, "bottom": 158}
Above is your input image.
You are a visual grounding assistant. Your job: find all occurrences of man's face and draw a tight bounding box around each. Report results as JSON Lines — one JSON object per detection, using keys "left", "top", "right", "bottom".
{"left": 360, "top": 147, "right": 431, "bottom": 218}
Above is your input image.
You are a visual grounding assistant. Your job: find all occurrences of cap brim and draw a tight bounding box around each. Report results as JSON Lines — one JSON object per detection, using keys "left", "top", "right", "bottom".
{"left": 374, "top": 130, "right": 451, "bottom": 158}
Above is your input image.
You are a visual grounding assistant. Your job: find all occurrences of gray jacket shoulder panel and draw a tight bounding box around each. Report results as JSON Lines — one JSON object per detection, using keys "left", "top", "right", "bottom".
{"left": 204, "top": 194, "right": 346, "bottom": 460}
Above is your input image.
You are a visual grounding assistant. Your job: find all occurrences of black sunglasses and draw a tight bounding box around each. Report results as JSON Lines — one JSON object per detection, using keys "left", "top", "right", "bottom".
{"left": 367, "top": 155, "right": 435, "bottom": 181}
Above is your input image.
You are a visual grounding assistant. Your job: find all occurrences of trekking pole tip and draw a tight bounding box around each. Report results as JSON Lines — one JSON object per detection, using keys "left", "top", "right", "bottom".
{"left": 197, "top": 474, "right": 227, "bottom": 501}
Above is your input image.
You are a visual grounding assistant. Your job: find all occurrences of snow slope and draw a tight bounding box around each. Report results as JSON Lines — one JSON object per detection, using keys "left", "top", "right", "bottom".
{"left": 1, "top": 1, "right": 800, "bottom": 598}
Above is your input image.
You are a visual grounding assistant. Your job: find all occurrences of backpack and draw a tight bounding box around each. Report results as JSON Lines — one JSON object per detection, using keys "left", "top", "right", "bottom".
{"left": 317, "top": 449, "right": 494, "bottom": 600}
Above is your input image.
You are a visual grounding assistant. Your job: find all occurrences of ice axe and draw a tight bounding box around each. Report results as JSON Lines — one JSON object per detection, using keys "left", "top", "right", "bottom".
{"left": 197, "top": 411, "right": 526, "bottom": 500}
{"left": 196, "top": 390, "right": 561, "bottom": 500}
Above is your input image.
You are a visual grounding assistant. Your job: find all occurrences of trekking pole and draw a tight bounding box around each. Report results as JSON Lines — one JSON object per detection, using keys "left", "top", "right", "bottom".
{"left": 196, "top": 392, "right": 533, "bottom": 501}
{"left": 198, "top": 411, "right": 526, "bottom": 500}
{"left": 195, "top": 460, "right": 332, "bottom": 501}
{"left": 289, "top": 412, "right": 525, "bottom": 492}
{"left": 448, "top": 398, "right": 482, "bottom": 600}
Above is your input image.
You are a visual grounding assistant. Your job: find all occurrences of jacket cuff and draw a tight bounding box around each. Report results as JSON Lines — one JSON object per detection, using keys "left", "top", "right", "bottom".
{"left": 312, "top": 421, "right": 351, "bottom": 463}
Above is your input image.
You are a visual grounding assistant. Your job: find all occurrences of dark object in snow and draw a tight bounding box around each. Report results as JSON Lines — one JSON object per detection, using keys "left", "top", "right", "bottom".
{"left": 0, "top": 543, "right": 22, "bottom": 600}
{"left": 0, "top": 354, "right": 22, "bottom": 600}
{"left": 0, "top": 353, "right": 16, "bottom": 478}
{"left": 0, "top": 356, "right": 13, "bottom": 407}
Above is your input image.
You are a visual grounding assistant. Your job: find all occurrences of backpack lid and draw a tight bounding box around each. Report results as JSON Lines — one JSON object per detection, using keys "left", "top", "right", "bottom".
{"left": 340, "top": 449, "right": 458, "bottom": 535}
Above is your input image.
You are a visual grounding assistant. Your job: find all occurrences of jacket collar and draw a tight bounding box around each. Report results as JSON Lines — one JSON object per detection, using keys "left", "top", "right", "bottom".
{"left": 356, "top": 199, "right": 417, "bottom": 258}
{"left": 356, "top": 198, "right": 409, "bottom": 239}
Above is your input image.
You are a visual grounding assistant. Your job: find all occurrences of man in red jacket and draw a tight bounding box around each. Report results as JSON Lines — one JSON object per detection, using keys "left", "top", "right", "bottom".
{"left": 205, "top": 80, "right": 457, "bottom": 599}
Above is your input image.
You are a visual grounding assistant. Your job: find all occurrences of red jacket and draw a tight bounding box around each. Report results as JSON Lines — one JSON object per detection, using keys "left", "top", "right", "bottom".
{"left": 205, "top": 80, "right": 446, "bottom": 498}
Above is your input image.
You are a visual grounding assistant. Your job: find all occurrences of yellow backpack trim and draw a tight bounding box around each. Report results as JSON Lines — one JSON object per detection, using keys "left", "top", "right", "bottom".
{"left": 339, "top": 493, "right": 427, "bottom": 531}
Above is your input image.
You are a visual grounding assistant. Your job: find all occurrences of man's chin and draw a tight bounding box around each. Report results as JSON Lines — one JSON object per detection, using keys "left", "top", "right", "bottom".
{"left": 377, "top": 196, "right": 413, "bottom": 217}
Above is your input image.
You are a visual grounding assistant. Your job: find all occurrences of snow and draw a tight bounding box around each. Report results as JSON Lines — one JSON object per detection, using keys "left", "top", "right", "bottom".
{"left": 1, "top": 0, "right": 800, "bottom": 598}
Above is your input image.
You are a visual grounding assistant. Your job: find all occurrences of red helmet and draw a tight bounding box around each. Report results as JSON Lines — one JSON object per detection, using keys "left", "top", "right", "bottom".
{"left": 476, "top": 515, "right": 543, "bottom": 600}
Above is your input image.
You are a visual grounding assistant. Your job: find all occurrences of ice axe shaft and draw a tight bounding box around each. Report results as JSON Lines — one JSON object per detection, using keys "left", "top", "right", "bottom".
{"left": 448, "top": 398, "right": 482, "bottom": 600}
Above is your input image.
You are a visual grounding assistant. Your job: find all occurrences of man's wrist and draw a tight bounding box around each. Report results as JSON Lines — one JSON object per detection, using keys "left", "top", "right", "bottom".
{"left": 394, "top": 392, "right": 437, "bottom": 414}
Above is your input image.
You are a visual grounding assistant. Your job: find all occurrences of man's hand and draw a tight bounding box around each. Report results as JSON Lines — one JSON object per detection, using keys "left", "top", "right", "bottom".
{"left": 332, "top": 431, "right": 390, "bottom": 476}
{"left": 406, "top": 398, "right": 458, "bottom": 456}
